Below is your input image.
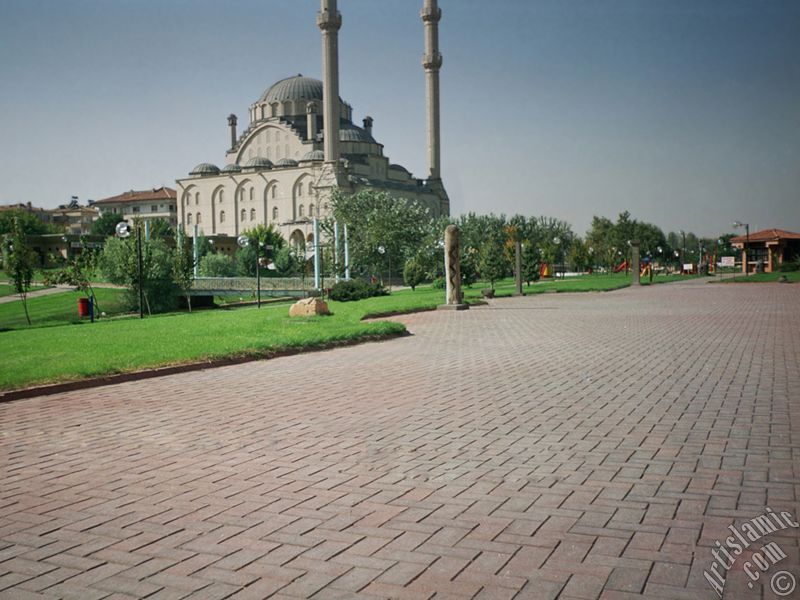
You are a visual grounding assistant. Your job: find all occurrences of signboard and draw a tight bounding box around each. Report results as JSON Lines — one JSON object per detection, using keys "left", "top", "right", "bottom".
{"left": 683, "top": 264, "right": 693, "bottom": 272}
{"left": 720, "top": 256, "right": 735, "bottom": 267}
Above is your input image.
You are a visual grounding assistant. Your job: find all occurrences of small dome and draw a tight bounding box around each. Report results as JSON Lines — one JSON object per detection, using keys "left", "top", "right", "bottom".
{"left": 190, "top": 163, "right": 220, "bottom": 176}
{"left": 339, "top": 124, "right": 375, "bottom": 143}
{"left": 388, "top": 164, "right": 409, "bottom": 172}
{"left": 259, "top": 75, "right": 323, "bottom": 104}
{"left": 244, "top": 157, "right": 274, "bottom": 169}
{"left": 301, "top": 149, "right": 325, "bottom": 162}
{"left": 274, "top": 158, "right": 299, "bottom": 167}
{"left": 221, "top": 163, "right": 242, "bottom": 173}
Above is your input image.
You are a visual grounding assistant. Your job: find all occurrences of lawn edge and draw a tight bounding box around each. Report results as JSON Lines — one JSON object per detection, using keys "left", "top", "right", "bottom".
{"left": 0, "top": 330, "right": 408, "bottom": 403}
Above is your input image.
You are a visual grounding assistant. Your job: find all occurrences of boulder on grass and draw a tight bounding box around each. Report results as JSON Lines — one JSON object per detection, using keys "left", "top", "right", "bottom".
{"left": 289, "top": 297, "right": 331, "bottom": 317}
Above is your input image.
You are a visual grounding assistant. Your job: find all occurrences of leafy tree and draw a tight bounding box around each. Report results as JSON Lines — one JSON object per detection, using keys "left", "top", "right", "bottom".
{"left": 521, "top": 242, "right": 540, "bottom": 285}
{"left": 43, "top": 239, "right": 104, "bottom": 315}
{"left": 274, "top": 246, "right": 303, "bottom": 277}
{"left": 332, "top": 188, "right": 431, "bottom": 279}
{"left": 147, "top": 218, "right": 174, "bottom": 240}
{"left": 567, "top": 237, "right": 591, "bottom": 272}
{"left": 4, "top": 217, "right": 36, "bottom": 325}
{"left": 172, "top": 228, "right": 195, "bottom": 311}
{"left": 99, "top": 225, "right": 179, "bottom": 314}
{"left": 200, "top": 252, "right": 236, "bottom": 277}
{"left": 237, "top": 223, "right": 286, "bottom": 277}
{"left": 479, "top": 230, "right": 509, "bottom": 290}
{"left": 403, "top": 257, "right": 426, "bottom": 291}
{"left": 90, "top": 212, "right": 124, "bottom": 236}
{"left": 0, "top": 209, "right": 61, "bottom": 236}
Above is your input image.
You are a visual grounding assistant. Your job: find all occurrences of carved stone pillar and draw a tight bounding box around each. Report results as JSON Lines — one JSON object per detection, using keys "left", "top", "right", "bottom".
{"left": 439, "top": 224, "right": 469, "bottom": 310}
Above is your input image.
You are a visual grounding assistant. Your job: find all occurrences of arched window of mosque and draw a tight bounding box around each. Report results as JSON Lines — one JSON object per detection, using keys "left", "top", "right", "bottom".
{"left": 195, "top": 192, "right": 200, "bottom": 205}
{"left": 299, "top": 204, "right": 305, "bottom": 217}
{"left": 187, "top": 213, "right": 193, "bottom": 225}
{"left": 219, "top": 190, "right": 224, "bottom": 203}
{"left": 297, "top": 185, "right": 302, "bottom": 197}
{"left": 272, "top": 206, "right": 278, "bottom": 221}
{"left": 265, "top": 130, "right": 271, "bottom": 143}
{"left": 249, "top": 187, "right": 254, "bottom": 201}
{"left": 250, "top": 208, "right": 256, "bottom": 221}
{"left": 219, "top": 210, "right": 225, "bottom": 223}
{"left": 309, "top": 203, "right": 315, "bottom": 216}
{"left": 240, "top": 209, "right": 246, "bottom": 222}
{"left": 284, "top": 144, "right": 289, "bottom": 157}
{"left": 196, "top": 212, "right": 202, "bottom": 224}
{"left": 308, "top": 182, "right": 313, "bottom": 195}
{"left": 271, "top": 103, "right": 278, "bottom": 117}
{"left": 272, "top": 186, "right": 277, "bottom": 199}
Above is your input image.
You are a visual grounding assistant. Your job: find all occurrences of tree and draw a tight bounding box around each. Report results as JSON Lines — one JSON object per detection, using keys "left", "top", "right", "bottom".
{"left": 43, "top": 238, "right": 104, "bottom": 315}
{"left": 403, "top": 257, "right": 426, "bottom": 291}
{"left": 521, "top": 242, "right": 540, "bottom": 285}
{"left": 172, "top": 228, "right": 195, "bottom": 311}
{"left": 332, "top": 188, "right": 431, "bottom": 278}
{"left": 90, "top": 212, "right": 124, "bottom": 236}
{"left": 147, "top": 218, "right": 174, "bottom": 240}
{"left": 479, "top": 230, "right": 509, "bottom": 290}
{"left": 4, "top": 217, "right": 36, "bottom": 325}
{"left": 237, "top": 223, "right": 286, "bottom": 277}
{"left": 200, "top": 253, "right": 236, "bottom": 277}
{"left": 99, "top": 225, "right": 179, "bottom": 314}
{"left": 0, "top": 209, "right": 61, "bottom": 236}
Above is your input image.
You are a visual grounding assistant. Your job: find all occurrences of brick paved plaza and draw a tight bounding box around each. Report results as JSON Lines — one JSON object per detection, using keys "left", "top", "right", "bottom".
{"left": 1, "top": 280, "right": 798, "bottom": 599}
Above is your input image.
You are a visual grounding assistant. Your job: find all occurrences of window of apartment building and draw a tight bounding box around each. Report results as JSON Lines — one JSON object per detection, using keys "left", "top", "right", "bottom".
{"left": 132, "top": 206, "right": 140, "bottom": 213}
{"left": 151, "top": 205, "right": 158, "bottom": 212}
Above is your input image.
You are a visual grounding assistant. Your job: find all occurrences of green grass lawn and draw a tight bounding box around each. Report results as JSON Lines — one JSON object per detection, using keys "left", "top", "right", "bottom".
{"left": 0, "top": 272, "right": 646, "bottom": 391}
{"left": 0, "top": 288, "right": 128, "bottom": 331}
{"left": 0, "top": 283, "right": 48, "bottom": 298}
{"left": 716, "top": 271, "right": 800, "bottom": 283}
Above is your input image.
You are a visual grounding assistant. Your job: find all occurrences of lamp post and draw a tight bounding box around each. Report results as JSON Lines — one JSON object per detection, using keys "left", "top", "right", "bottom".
{"left": 552, "top": 237, "right": 561, "bottom": 278}
{"left": 733, "top": 221, "right": 749, "bottom": 274}
{"left": 237, "top": 235, "right": 262, "bottom": 308}
{"left": 116, "top": 220, "right": 143, "bottom": 319}
{"left": 377, "top": 245, "right": 390, "bottom": 291}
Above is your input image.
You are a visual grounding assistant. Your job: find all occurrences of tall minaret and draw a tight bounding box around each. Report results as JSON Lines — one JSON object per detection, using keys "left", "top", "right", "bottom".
{"left": 317, "top": 0, "right": 341, "bottom": 166}
{"left": 421, "top": 0, "right": 442, "bottom": 180}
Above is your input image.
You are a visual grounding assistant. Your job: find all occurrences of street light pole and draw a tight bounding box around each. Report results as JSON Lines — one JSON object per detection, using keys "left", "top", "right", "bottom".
{"left": 137, "top": 225, "right": 144, "bottom": 318}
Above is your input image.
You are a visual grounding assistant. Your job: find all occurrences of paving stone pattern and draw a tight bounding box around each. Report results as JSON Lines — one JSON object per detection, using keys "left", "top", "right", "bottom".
{"left": 1, "top": 280, "right": 798, "bottom": 599}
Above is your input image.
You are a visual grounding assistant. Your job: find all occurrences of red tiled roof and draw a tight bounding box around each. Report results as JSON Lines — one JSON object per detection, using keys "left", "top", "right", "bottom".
{"left": 94, "top": 187, "right": 176, "bottom": 205}
{"left": 730, "top": 229, "right": 800, "bottom": 244}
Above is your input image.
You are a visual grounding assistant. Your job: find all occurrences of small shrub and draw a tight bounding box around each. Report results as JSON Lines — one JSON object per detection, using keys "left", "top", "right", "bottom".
{"left": 778, "top": 262, "right": 799, "bottom": 272}
{"left": 403, "top": 258, "right": 426, "bottom": 291}
{"left": 432, "top": 276, "right": 445, "bottom": 289}
{"left": 329, "top": 279, "right": 388, "bottom": 302}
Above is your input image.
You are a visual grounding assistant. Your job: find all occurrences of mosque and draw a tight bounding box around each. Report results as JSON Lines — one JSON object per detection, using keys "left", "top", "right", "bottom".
{"left": 176, "top": 0, "right": 448, "bottom": 247}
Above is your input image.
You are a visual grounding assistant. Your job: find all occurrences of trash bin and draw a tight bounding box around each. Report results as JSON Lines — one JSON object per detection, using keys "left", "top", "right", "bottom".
{"left": 78, "top": 297, "right": 90, "bottom": 317}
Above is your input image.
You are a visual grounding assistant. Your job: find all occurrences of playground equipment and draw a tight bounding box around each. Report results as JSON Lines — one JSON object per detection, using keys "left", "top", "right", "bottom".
{"left": 539, "top": 262, "right": 551, "bottom": 278}
{"left": 640, "top": 264, "right": 651, "bottom": 278}
{"left": 613, "top": 260, "right": 628, "bottom": 273}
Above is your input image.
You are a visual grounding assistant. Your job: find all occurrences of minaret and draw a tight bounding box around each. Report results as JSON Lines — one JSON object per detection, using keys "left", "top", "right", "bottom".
{"left": 317, "top": 0, "right": 341, "bottom": 165}
{"left": 421, "top": 0, "right": 442, "bottom": 180}
{"left": 227, "top": 114, "right": 237, "bottom": 150}
{"left": 306, "top": 102, "right": 318, "bottom": 141}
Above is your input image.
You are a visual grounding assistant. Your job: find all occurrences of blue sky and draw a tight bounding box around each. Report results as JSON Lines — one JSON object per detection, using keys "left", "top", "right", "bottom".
{"left": 0, "top": 0, "right": 798, "bottom": 237}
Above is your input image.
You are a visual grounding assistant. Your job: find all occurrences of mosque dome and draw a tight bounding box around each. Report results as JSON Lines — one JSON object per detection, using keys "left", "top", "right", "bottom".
{"left": 244, "top": 157, "right": 274, "bottom": 169}
{"left": 274, "top": 158, "right": 299, "bottom": 168}
{"left": 221, "top": 163, "right": 242, "bottom": 173}
{"left": 300, "top": 150, "right": 325, "bottom": 162}
{"left": 190, "top": 163, "right": 220, "bottom": 176}
{"left": 339, "top": 123, "right": 375, "bottom": 143}
{"left": 259, "top": 75, "right": 323, "bottom": 104}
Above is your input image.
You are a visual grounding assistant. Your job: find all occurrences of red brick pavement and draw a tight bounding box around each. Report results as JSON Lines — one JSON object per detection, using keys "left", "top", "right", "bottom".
{"left": 1, "top": 280, "right": 798, "bottom": 599}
